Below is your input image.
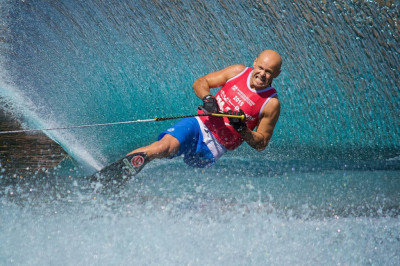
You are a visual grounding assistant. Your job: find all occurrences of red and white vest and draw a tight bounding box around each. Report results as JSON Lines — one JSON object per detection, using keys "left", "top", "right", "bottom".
{"left": 198, "top": 67, "right": 277, "bottom": 150}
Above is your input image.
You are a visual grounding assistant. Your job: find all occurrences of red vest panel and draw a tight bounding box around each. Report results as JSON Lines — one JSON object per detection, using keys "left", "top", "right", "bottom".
{"left": 199, "top": 67, "right": 278, "bottom": 150}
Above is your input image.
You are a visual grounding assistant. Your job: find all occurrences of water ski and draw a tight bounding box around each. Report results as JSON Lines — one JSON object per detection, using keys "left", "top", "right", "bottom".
{"left": 90, "top": 152, "right": 149, "bottom": 188}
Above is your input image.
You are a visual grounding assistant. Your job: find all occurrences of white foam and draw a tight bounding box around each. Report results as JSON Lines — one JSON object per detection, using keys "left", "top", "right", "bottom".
{"left": 388, "top": 155, "right": 400, "bottom": 161}
{"left": 0, "top": 61, "right": 103, "bottom": 173}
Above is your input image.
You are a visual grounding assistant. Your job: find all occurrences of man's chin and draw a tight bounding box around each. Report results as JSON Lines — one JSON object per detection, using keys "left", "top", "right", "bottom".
{"left": 251, "top": 78, "right": 268, "bottom": 89}
{"left": 254, "top": 82, "right": 267, "bottom": 89}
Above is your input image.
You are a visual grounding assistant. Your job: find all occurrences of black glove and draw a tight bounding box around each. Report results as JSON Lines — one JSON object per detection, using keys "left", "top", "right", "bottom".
{"left": 227, "top": 109, "right": 247, "bottom": 132}
{"left": 200, "top": 95, "right": 219, "bottom": 114}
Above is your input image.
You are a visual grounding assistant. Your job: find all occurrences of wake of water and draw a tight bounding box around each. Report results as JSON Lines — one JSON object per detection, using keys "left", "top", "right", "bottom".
{"left": 1, "top": 158, "right": 399, "bottom": 265}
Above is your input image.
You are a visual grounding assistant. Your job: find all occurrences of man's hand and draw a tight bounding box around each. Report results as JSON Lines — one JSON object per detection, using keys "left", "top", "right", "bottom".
{"left": 227, "top": 109, "right": 247, "bottom": 132}
{"left": 201, "top": 95, "right": 219, "bottom": 113}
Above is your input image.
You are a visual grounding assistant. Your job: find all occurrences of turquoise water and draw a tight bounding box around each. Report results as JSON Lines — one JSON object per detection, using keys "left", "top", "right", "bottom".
{"left": 1, "top": 0, "right": 399, "bottom": 265}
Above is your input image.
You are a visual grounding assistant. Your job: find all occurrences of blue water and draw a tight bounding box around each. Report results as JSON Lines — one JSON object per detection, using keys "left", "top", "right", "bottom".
{"left": 1, "top": 0, "right": 399, "bottom": 265}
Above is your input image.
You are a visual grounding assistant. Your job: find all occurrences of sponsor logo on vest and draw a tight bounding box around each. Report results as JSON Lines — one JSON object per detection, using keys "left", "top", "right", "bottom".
{"left": 231, "top": 85, "right": 255, "bottom": 106}
{"left": 216, "top": 90, "right": 234, "bottom": 110}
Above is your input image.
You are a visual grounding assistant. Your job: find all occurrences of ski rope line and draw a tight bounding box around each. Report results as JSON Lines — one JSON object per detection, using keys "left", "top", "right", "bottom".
{"left": 0, "top": 113, "right": 244, "bottom": 135}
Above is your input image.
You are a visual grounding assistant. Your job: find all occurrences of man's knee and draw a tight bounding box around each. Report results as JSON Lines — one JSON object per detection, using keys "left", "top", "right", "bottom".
{"left": 158, "top": 134, "right": 180, "bottom": 155}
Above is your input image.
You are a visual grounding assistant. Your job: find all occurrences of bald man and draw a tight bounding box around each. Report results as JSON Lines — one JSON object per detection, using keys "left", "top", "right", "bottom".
{"left": 127, "top": 50, "right": 281, "bottom": 171}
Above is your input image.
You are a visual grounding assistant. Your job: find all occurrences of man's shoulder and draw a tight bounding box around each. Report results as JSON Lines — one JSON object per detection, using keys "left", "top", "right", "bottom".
{"left": 267, "top": 97, "right": 280, "bottom": 109}
{"left": 261, "top": 97, "right": 280, "bottom": 117}
{"left": 224, "top": 64, "right": 247, "bottom": 75}
{"left": 228, "top": 64, "right": 247, "bottom": 71}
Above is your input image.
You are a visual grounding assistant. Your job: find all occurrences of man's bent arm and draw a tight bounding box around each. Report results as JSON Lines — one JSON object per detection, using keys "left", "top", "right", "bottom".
{"left": 240, "top": 97, "right": 280, "bottom": 151}
{"left": 192, "top": 64, "right": 246, "bottom": 99}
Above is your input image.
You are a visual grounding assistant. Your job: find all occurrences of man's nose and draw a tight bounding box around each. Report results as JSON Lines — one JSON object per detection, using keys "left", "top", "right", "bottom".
{"left": 260, "top": 71, "right": 267, "bottom": 80}
{"left": 262, "top": 71, "right": 271, "bottom": 79}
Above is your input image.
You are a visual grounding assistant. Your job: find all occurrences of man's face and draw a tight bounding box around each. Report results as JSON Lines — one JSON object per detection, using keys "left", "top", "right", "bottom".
{"left": 251, "top": 56, "right": 281, "bottom": 90}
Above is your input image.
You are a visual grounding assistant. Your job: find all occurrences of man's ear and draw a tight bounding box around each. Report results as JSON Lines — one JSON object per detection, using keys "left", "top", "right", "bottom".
{"left": 252, "top": 57, "right": 258, "bottom": 68}
{"left": 273, "top": 69, "right": 281, "bottom": 78}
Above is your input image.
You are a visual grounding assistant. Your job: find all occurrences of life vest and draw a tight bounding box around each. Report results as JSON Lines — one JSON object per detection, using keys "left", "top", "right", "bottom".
{"left": 198, "top": 67, "right": 277, "bottom": 150}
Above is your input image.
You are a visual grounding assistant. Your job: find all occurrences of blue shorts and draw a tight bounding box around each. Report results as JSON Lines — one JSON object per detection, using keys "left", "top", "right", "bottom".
{"left": 158, "top": 117, "right": 215, "bottom": 168}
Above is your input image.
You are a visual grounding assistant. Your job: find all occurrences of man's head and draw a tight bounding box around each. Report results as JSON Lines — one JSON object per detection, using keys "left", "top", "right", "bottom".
{"left": 250, "top": 50, "right": 282, "bottom": 90}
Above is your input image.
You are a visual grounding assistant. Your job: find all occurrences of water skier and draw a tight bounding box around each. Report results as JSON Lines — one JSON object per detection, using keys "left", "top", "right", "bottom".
{"left": 125, "top": 50, "right": 282, "bottom": 172}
